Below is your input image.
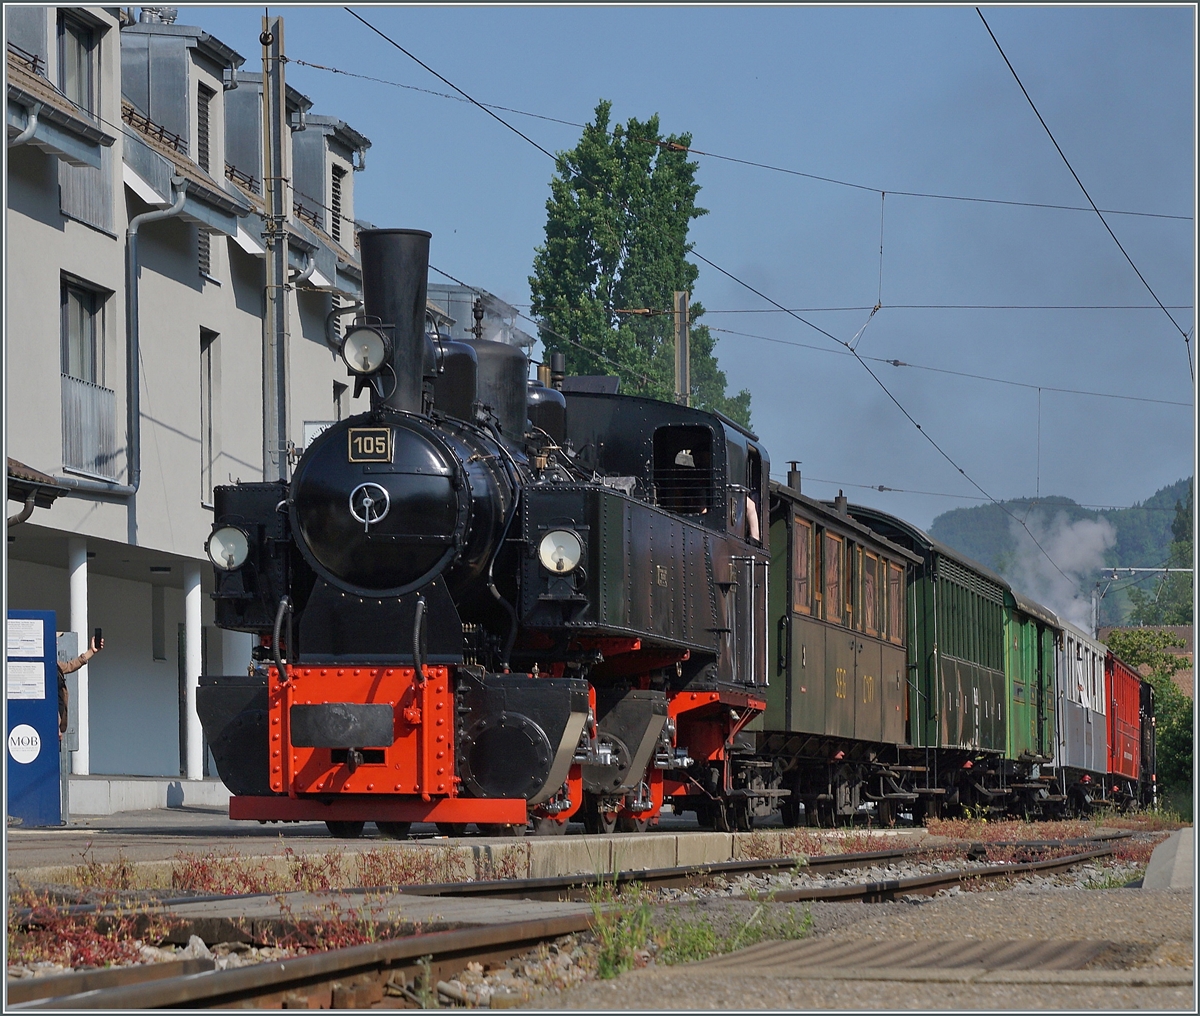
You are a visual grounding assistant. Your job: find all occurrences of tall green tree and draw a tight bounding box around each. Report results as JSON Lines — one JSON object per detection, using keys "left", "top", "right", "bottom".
{"left": 529, "top": 101, "right": 751, "bottom": 427}
{"left": 1128, "top": 480, "right": 1193, "bottom": 625}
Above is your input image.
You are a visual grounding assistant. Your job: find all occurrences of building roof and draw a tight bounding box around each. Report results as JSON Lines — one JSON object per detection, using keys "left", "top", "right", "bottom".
{"left": 7, "top": 458, "right": 69, "bottom": 509}
{"left": 6, "top": 50, "right": 116, "bottom": 152}
{"left": 122, "top": 100, "right": 251, "bottom": 219}
{"left": 119, "top": 21, "right": 245, "bottom": 71}
{"left": 306, "top": 114, "right": 372, "bottom": 153}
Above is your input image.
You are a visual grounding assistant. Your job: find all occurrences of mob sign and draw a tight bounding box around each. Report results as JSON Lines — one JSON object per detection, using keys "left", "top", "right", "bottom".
{"left": 6, "top": 611, "right": 60, "bottom": 826}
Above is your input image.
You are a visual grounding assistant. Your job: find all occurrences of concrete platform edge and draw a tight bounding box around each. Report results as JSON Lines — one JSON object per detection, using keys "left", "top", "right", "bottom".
{"left": 1143, "top": 828, "right": 1194, "bottom": 890}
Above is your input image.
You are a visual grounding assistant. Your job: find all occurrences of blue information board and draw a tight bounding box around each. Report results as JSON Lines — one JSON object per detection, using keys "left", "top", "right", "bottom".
{"left": 7, "top": 610, "right": 61, "bottom": 827}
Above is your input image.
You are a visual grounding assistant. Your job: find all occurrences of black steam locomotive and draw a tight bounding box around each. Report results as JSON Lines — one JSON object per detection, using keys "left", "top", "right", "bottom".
{"left": 198, "top": 229, "right": 772, "bottom": 837}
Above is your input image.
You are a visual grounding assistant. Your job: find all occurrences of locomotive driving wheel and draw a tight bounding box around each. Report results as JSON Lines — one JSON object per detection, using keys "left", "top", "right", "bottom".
{"left": 326, "top": 820, "right": 365, "bottom": 839}
{"left": 376, "top": 821, "right": 412, "bottom": 839}
{"left": 616, "top": 815, "right": 650, "bottom": 833}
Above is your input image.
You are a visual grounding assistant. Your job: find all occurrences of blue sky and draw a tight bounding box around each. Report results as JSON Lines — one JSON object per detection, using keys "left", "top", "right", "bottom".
{"left": 189, "top": 4, "right": 1195, "bottom": 528}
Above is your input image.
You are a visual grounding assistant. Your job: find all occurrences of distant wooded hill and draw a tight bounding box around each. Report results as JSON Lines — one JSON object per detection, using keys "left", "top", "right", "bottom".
{"left": 928, "top": 477, "right": 1192, "bottom": 626}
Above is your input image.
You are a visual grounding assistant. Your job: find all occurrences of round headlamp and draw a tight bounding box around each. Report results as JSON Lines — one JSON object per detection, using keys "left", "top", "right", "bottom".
{"left": 206, "top": 525, "right": 250, "bottom": 571}
{"left": 341, "top": 326, "right": 391, "bottom": 375}
{"left": 538, "top": 529, "right": 583, "bottom": 574}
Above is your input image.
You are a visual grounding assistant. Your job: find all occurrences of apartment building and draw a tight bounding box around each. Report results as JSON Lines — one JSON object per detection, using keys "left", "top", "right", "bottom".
{"left": 5, "top": 6, "right": 373, "bottom": 796}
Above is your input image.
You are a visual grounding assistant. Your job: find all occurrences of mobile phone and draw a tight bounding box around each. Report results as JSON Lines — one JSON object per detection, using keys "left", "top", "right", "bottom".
{"left": 93, "top": 627, "right": 102, "bottom": 648}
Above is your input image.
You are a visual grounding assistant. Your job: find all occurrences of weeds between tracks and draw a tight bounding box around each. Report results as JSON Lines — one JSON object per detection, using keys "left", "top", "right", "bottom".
{"left": 586, "top": 880, "right": 814, "bottom": 979}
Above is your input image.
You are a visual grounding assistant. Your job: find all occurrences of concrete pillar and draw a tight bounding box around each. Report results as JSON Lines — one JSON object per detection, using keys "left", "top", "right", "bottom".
{"left": 184, "top": 565, "right": 204, "bottom": 780}
{"left": 68, "top": 538, "right": 90, "bottom": 775}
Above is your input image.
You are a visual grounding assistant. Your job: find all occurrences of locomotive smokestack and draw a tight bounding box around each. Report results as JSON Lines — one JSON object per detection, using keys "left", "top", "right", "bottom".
{"left": 358, "top": 228, "right": 433, "bottom": 415}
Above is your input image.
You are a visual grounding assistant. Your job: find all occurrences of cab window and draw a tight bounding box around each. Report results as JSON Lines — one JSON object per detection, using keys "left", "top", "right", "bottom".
{"left": 653, "top": 425, "right": 713, "bottom": 514}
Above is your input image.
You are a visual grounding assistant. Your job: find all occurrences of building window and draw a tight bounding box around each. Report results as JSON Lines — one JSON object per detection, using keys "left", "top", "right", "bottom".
{"left": 60, "top": 278, "right": 116, "bottom": 479}
{"left": 331, "top": 165, "right": 346, "bottom": 242}
{"left": 57, "top": 12, "right": 96, "bottom": 114}
{"left": 200, "top": 329, "right": 218, "bottom": 503}
{"left": 198, "top": 229, "right": 212, "bottom": 278}
{"left": 153, "top": 586, "right": 167, "bottom": 661}
{"left": 196, "top": 83, "right": 215, "bottom": 173}
{"left": 792, "top": 517, "right": 811, "bottom": 615}
{"left": 61, "top": 281, "right": 100, "bottom": 383}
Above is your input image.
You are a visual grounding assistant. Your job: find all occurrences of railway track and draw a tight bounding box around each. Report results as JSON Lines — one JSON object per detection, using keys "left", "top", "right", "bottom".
{"left": 12, "top": 831, "right": 1130, "bottom": 917}
{"left": 9, "top": 840, "right": 1124, "bottom": 1010}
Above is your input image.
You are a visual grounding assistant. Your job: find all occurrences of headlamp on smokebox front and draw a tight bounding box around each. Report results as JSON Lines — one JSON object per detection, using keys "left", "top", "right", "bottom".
{"left": 341, "top": 326, "right": 391, "bottom": 375}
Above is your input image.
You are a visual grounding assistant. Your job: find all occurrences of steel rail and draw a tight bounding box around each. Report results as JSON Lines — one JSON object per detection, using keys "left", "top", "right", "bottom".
{"left": 751, "top": 845, "right": 1118, "bottom": 903}
{"left": 12, "top": 846, "right": 1120, "bottom": 1009}
{"left": 10, "top": 914, "right": 595, "bottom": 1010}
{"left": 12, "top": 832, "right": 1131, "bottom": 918}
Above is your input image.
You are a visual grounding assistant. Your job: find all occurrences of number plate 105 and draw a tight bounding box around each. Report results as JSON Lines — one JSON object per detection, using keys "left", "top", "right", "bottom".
{"left": 347, "top": 427, "right": 393, "bottom": 463}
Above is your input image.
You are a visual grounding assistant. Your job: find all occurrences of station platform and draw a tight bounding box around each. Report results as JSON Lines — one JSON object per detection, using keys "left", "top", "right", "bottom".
{"left": 67, "top": 776, "right": 231, "bottom": 816}
{"left": 5, "top": 803, "right": 928, "bottom": 885}
{"left": 1143, "top": 827, "right": 1194, "bottom": 889}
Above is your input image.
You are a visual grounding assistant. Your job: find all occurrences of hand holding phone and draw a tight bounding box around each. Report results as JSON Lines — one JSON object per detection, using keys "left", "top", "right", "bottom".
{"left": 92, "top": 628, "right": 104, "bottom": 653}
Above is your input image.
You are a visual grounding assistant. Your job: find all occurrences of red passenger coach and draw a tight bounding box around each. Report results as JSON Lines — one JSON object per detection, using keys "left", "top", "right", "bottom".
{"left": 1106, "top": 652, "right": 1141, "bottom": 785}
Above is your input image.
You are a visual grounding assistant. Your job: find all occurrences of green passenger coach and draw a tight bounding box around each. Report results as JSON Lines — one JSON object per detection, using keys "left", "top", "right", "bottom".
{"left": 844, "top": 502, "right": 1064, "bottom": 816}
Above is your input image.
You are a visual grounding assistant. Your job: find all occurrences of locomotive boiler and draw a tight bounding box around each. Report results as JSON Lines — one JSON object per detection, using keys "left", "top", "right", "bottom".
{"left": 198, "top": 228, "right": 772, "bottom": 837}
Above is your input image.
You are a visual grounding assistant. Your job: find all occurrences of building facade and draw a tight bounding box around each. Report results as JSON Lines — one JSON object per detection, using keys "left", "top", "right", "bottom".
{"left": 5, "top": 6, "right": 374, "bottom": 784}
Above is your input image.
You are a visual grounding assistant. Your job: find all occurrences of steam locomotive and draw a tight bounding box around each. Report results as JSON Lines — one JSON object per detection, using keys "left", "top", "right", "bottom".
{"left": 198, "top": 227, "right": 1155, "bottom": 838}
{"left": 198, "top": 229, "right": 771, "bottom": 837}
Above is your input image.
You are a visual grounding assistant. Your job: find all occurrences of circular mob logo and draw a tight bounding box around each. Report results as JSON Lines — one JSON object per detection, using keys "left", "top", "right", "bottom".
{"left": 8, "top": 724, "right": 41, "bottom": 764}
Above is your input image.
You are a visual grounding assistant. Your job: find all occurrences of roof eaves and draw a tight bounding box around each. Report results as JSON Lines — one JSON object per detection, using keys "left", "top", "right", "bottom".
{"left": 7, "top": 60, "right": 115, "bottom": 147}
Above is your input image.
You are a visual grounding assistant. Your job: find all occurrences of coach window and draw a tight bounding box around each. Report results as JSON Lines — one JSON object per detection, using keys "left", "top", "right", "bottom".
{"left": 863, "top": 552, "right": 879, "bottom": 637}
{"left": 824, "top": 532, "right": 843, "bottom": 625}
{"left": 888, "top": 562, "right": 904, "bottom": 645}
{"left": 792, "top": 516, "right": 812, "bottom": 614}
{"left": 653, "top": 425, "right": 713, "bottom": 514}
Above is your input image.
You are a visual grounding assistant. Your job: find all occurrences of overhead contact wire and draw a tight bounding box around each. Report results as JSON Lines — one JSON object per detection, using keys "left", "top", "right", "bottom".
{"left": 976, "top": 7, "right": 1194, "bottom": 380}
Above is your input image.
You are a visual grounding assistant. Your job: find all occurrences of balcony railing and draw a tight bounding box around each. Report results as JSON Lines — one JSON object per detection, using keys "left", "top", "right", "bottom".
{"left": 7, "top": 41, "right": 46, "bottom": 77}
{"left": 122, "top": 101, "right": 187, "bottom": 154}
{"left": 61, "top": 374, "right": 118, "bottom": 480}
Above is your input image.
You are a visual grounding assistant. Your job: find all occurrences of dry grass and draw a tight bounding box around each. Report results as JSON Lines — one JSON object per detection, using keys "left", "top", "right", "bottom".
{"left": 171, "top": 851, "right": 287, "bottom": 895}
{"left": 776, "top": 830, "right": 898, "bottom": 859}
{"left": 924, "top": 818, "right": 1099, "bottom": 842}
{"left": 355, "top": 845, "right": 469, "bottom": 887}
{"left": 73, "top": 843, "right": 138, "bottom": 892}
{"left": 8, "top": 888, "right": 180, "bottom": 970}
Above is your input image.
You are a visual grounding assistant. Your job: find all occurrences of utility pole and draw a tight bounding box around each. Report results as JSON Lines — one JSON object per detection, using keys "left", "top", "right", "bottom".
{"left": 673, "top": 291, "right": 689, "bottom": 406}
{"left": 261, "top": 15, "right": 290, "bottom": 481}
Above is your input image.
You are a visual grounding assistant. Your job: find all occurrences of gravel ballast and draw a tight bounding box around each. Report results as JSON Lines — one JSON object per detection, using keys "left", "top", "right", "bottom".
{"left": 534, "top": 887, "right": 1194, "bottom": 1010}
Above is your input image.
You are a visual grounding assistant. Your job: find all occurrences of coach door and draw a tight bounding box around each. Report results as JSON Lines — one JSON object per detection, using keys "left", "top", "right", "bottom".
{"left": 789, "top": 516, "right": 825, "bottom": 733}
{"left": 822, "top": 532, "right": 856, "bottom": 739}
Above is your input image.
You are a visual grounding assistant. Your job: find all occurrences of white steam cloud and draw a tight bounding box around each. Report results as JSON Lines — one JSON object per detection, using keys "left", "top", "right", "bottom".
{"left": 1006, "top": 512, "right": 1115, "bottom": 631}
